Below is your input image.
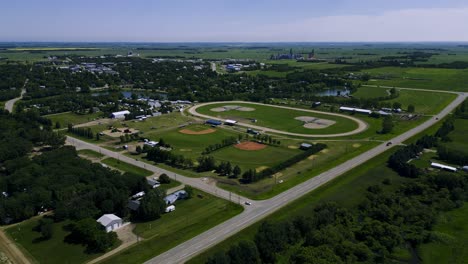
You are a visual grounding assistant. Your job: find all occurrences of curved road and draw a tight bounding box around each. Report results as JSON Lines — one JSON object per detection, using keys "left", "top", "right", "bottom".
{"left": 65, "top": 93, "right": 467, "bottom": 263}
{"left": 188, "top": 101, "right": 368, "bottom": 138}
{"left": 4, "top": 80, "right": 27, "bottom": 112}
{"left": 144, "top": 92, "right": 466, "bottom": 264}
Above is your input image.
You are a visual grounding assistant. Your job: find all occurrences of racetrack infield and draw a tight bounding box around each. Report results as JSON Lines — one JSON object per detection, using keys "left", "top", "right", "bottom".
{"left": 234, "top": 141, "right": 267, "bottom": 151}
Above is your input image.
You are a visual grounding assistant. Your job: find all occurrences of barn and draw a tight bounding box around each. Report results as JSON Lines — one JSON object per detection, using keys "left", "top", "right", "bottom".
{"left": 97, "top": 214, "right": 123, "bottom": 232}
{"left": 110, "top": 110, "right": 130, "bottom": 119}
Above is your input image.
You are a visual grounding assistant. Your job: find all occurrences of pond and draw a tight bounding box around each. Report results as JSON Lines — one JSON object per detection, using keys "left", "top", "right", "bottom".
{"left": 314, "top": 88, "right": 350, "bottom": 97}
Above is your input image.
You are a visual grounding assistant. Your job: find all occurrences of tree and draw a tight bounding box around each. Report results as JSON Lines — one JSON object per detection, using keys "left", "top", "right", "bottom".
{"left": 136, "top": 145, "right": 142, "bottom": 154}
{"left": 185, "top": 185, "right": 194, "bottom": 199}
{"left": 233, "top": 165, "right": 241, "bottom": 178}
{"left": 96, "top": 132, "right": 100, "bottom": 141}
{"left": 65, "top": 218, "right": 117, "bottom": 253}
{"left": 381, "top": 116, "right": 394, "bottom": 134}
{"left": 159, "top": 173, "right": 171, "bottom": 184}
{"left": 55, "top": 121, "right": 61, "bottom": 129}
{"left": 137, "top": 188, "right": 166, "bottom": 221}
{"left": 392, "top": 102, "right": 402, "bottom": 109}
{"left": 37, "top": 217, "right": 54, "bottom": 240}
{"left": 407, "top": 104, "right": 415, "bottom": 113}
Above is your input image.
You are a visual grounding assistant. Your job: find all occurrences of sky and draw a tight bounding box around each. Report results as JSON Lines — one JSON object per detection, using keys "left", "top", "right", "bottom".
{"left": 1, "top": 0, "right": 468, "bottom": 42}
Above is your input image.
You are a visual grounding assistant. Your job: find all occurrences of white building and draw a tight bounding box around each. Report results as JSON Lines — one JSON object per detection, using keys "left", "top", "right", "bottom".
{"left": 431, "top": 162, "right": 457, "bottom": 172}
{"left": 110, "top": 110, "right": 130, "bottom": 119}
{"left": 97, "top": 214, "right": 123, "bottom": 232}
{"left": 339, "top": 106, "right": 372, "bottom": 115}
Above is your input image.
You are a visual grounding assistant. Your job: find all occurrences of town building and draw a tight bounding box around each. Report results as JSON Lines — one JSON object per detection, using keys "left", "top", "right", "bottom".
{"left": 97, "top": 214, "right": 123, "bottom": 232}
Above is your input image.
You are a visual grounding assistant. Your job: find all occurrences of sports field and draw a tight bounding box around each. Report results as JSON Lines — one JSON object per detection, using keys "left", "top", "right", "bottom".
{"left": 194, "top": 102, "right": 362, "bottom": 135}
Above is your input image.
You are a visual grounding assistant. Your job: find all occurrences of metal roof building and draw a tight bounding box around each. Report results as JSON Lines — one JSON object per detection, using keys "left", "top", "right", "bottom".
{"left": 431, "top": 162, "right": 457, "bottom": 172}
{"left": 97, "top": 214, "right": 123, "bottom": 232}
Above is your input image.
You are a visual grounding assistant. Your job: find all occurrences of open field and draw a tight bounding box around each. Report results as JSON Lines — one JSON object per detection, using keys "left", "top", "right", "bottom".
{"left": 45, "top": 111, "right": 103, "bottom": 126}
{"left": 195, "top": 102, "right": 361, "bottom": 135}
{"left": 442, "top": 118, "right": 468, "bottom": 153}
{"left": 353, "top": 86, "right": 457, "bottom": 114}
{"left": 77, "top": 149, "right": 104, "bottom": 158}
{"left": 99, "top": 189, "right": 243, "bottom": 264}
{"left": 188, "top": 149, "right": 411, "bottom": 263}
{"left": 364, "top": 67, "right": 468, "bottom": 92}
{"left": 101, "top": 157, "right": 153, "bottom": 177}
{"left": 6, "top": 219, "right": 106, "bottom": 264}
{"left": 419, "top": 203, "right": 468, "bottom": 264}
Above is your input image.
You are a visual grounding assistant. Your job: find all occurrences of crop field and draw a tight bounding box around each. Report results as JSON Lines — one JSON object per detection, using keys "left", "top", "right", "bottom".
{"left": 195, "top": 102, "right": 361, "bottom": 135}
{"left": 99, "top": 189, "right": 243, "bottom": 264}
{"left": 353, "top": 86, "right": 456, "bottom": 114}
{"left": 363, "top": 67, "right": 468, "bottom": 92}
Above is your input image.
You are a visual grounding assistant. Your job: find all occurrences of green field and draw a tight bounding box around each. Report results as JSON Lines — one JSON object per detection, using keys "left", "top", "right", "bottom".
{"left": 419, "top": 203, "right": 468, "bottom": 264}
{"left": 99, "top": 189, "right": 243, "bottom": 264}
{"left": 6, "top": 219, "right": 107, "bottom": 264}
{"left": 443, "top": 118, "right": 468, "bottom": 153}
{"left": 195, "top": 102, "right": 361, "bottom": 135}
{"left": 188, "top": 149, "right": 410, "bottom": 264}
{"left": 101, "top": 157, "right": 153, "bottom": 177}
{"left": 45, "top": 112, "right": 103, "bottom": 127}
{"left": 353, "top": 86, "right": 456, "bottom": 114}
{"left": 77, "top": 149, "right": 104, "bottom": 158}
{"left": 363, "top": 67, "right": 468, "bottom": 92}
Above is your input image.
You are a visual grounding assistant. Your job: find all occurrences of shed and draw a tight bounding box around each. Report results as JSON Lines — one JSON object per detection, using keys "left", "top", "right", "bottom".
{"left": 225, "top": 119, "right": 237, "bottom": 126}
{"left": 206, "top": 119, "right": 222, "bottom": 126}
{"left": 300, "top": 143, "right": 313, "bottom": 150}
{"left": 164, "top": 190, "right": 188, "bottom": 205}
{"left": 431, "top": 162, "right": 457, "bottom": 172}
{"left": 147, "top": 178, "right": 160, "bottom": 188}
{"left": 110, "top": 110, "right": 130, "bottom": 119}
{"left": 97, "top": 214, "right": 123, "bottom": 232}
{"left": 339, "top": 106, "right": 372, "bottom": 115}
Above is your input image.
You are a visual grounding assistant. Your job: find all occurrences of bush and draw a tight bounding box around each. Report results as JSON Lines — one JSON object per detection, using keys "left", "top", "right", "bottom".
{"left": 159, "top": 173, "right": 171, "bottom": 184}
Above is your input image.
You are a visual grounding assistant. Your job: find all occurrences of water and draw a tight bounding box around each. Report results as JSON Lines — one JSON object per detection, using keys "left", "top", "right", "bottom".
{"left": 314, "top": 88, "right": 350, "bottom": 97}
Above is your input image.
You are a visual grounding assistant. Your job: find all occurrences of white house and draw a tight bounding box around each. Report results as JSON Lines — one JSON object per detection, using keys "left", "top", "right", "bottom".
{"left": 110, "top": 110, "right": 130, "bottom": 119}
{"left": 97, "top": 214, "right": 123, "bottom": 232}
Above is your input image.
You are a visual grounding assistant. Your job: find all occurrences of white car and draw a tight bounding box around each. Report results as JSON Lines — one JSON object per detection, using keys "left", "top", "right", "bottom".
{"left": 245, "top": 201, "right": 252, "bottom": 206}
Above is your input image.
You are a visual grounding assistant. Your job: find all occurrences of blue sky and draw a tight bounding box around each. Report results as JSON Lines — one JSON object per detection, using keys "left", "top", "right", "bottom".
{"left": 2, "top": 0, "right": 468, "bottom": 42}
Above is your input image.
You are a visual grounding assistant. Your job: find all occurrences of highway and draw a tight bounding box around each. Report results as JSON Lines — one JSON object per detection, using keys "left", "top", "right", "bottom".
{"left": 143, "top": 92, "right": 466, "bottom": 263}
{"left": 65, "top": 92, "right": 468, "bottom": 263}
{"left": 188, "top": 101, "right": 368, "bottom": 138}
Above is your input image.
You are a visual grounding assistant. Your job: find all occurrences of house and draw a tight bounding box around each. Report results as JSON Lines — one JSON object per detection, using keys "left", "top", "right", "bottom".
{"left": 164, "top": 190, "right": 188, "bottom": 205}
{"left": 131, "top": 191, "right": 145, "bottom": 200}
{"left": 225, "top": 119, "right": 237, "bottom": 126}
{"left": 97, "top": 214, "right": 123, "bottom": 232}
{"left": 147, "top": 178, "right": 160, "bottom": 188}
{"left": 463, "top": 166, "right": 468, "bottom": 172}
{"left": 339, "top": 106, "right": 372, "bottom": 115}
{"left": 300, "top": 143, "right": 313, "bottom": 150}
{"left": 206, "top": 119, "right": 222, "bottom": 126}
{"left": 127, "top": 200, "right": 140, "bottom": 211}
{"left": 110, "top": 110, "right": 130, "bottom": 119}
{"left": 431, "top": 162, "right": 457, "bottom": 172}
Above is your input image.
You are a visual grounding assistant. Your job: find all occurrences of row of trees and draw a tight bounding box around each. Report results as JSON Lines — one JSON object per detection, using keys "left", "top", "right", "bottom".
{"left": 146, "top": 147, "right": 194, "bottom": 169}
{"left": 202, "top": 137, "right": 238, "bottom": 155}
{"left": 67, "top": 124, "right": 94, "bottom": 139}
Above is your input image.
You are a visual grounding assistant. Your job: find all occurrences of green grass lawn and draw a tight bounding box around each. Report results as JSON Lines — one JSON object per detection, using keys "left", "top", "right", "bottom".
{"left": 363, "top": 67, "right": 468, "bottom": 92}
{"left": 6, "top": 219, "right": 105, "bottom": 264}
{"left": 443, "top": 118, "right": 468, "bottom": 154}
{"left": 196, "top": 102, "right": 360, "bottom": 135}
{"left": 77, "top": 149, "right": 104, "bottom": 159}
{"left": 45, "top": 112, "right": 103, "bottom": 126}
{"left": 99, "top": 189, "right": 243, "bottom": 264}
{"left": 353, "top": 86, "right": 456, "bottom": 114}
{"left": 188, "top": 148, "right": 410, "bottom": 264}
{"left": 419, "top": 203, "right": 468, "bottom": 264}
{"left": 101, "top": 157, "right": 153, "bottom": 177}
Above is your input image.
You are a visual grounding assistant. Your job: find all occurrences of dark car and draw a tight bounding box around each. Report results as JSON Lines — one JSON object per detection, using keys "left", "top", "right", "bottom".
{"left": 386, "top": 142, "right": 392, "bottom": 146}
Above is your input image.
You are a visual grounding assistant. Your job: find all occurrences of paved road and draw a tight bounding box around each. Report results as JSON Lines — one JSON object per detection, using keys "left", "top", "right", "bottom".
{"left": 188, "top": 101, "right": 368, "bottom": 138}
{"left": 4, "top": 79, "right": 27, "bottom": 112}
{"left": 145, "top": 92, "right": 466, "bottom": 264}
{"left": 66, "top": 137, "right": 248, "bottom": 205}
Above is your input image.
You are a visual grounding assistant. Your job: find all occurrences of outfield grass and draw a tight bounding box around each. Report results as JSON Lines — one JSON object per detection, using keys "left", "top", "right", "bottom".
{"left": 363, "top": 67, "right": 468, "bottom": 92}
{"left": 45, "top": 112, "right": 103, "bottom": 126}
{"left": 419, "top": 203, "right": 468, "bottom": 264}
{"left": 196, "top": 102, "right": 360, "bottom": 135}
{"left": 188, "top": 148, "right": 410, "bottom": 264}
{"left": 99, "top": 189, "right": 243, "bottom": 264}
{"left": 77, "top": 149, "right": 104, "bottom": 159}
{"left": 353, "top": 86, "right": 456, "bottom": 114}
{"left": 6, "top": 219, "right": 105, "bottom": 264}
{"left": 101, "top": 157, "right": 153, "bottom": 177}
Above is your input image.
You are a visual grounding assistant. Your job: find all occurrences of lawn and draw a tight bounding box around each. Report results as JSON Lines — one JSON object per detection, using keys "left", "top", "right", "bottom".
{"left": 353, "top": 86, "right": 456, "bottom": 114}
{"left": 99, "top": 189, "right": 243, "bottom": 264}
{"left": 195, "top": 102, "right": 360, "bottom": 135}
{"left": 442, "top": 118, "right": 468, "bottom": 154}
{"left": 45, "top": 112, "right": 103, "bottom": 127}
{"left": 188, "top": 148, "right": 410, "bottom": 264}
{"left": 77, "top": 149, "right": 104, "bottom": 159}
{"left": 101, "top": 157, "right": 153, "bottom": 177}
{"left": 419, "top": 203, "right": 468, "bottom": 264}
{"left": 363, "top": 67, "right": 468, "bottom": 92}
{"left": 5, "top": 219, "right": 105, "bottom": 264}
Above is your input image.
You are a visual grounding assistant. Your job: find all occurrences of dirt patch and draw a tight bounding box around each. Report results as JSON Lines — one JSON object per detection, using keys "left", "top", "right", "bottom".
{"left": 352, "top": 143, "right": 361, "bottom": 148}
{"left": 320, "top": 149, "right": 329, "bottom": 154}
{"left": 179, "top": 128, "right": 216, "bottom": 135}
{"left": 295, "top": 116, "right": 336, "bottom": 129}
{"left": 210, "top": 105, "right": 255, "bottom": 112}
{"left": 256, "top": 166, "right": 269, "bottom": 173}
{"left": 234, "top": 141, "right": 267, "bottom": 151}
{"left": 102, "top": 128, "right": 140, "bottom": 138}
{"left": 308, "top": 155, "right": 318, "bottom": 160}
{"left": 288, "top": 145, "right": 299, "bottom": 149}
{"left": 273, "top": 172, "right": 283, "bottom": 178}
